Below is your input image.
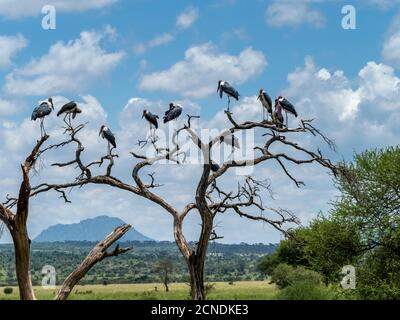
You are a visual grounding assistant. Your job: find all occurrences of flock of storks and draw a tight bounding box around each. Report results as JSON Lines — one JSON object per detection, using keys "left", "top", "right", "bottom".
{"left": 31, "top": 80, "right": 298, "bottom": 151}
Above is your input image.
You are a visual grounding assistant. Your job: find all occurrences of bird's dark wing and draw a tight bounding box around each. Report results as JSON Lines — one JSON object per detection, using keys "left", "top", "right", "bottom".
{"left": 263, "top": 92, "right": 273, "bottom": 112}
{"left": 223, "top": 82, "right": 239, "bottom": 100}
{"left": 57, "top": 101, "right": 76, "bottom": 116}
{"left": 104, "top": 128, "right": 116, "bottom": 148}
{"left": 163, "top": 107, "right": 182, "bottom": 123}
{"left": 31, "top": 106, "right": 40, "bottom": 120}
{"left": 281, "top": 99, "right": 297, "bottom": 117}
{"left": 146, "top": 113, "right": 159, "bottom": 128}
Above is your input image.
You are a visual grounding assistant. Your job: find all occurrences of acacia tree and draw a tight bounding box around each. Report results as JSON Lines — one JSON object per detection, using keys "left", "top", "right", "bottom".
{"left": 31, "top": 112, "right": 337, "bottom": 300}
{"left": 0, "top": 135, "right": 132, "bottom": 300}
{"left": 154, "top": 260, "right": 173, "bottom": 292}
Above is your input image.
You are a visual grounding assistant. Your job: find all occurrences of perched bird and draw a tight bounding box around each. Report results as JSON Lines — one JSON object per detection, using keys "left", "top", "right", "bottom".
{"left": 99, "top": 125, "right": 116, "bottom": 152}
{"left": 272, "top": 99, "right": 284, "bottom": 129}
{"left": 163, "top": 102, "right": 182, "bottom": 124}
{"left": 57, "top": 101, "right": 82, "bottom": 126}
{"left": 258, "top": 89, "right": 273, "bottom": 121}
{"left": 31, "top": 97, "right": 54, "bottom": 137}
{"left": 276, "top": 96, "right": 297, "bottom": 126}
{"left": 217, "top": 80, "right": 239, "bottom": 112}
{"left": 210, "top": 161, "right": 220, "bottom": 172}
{"left": 142, "top": 110, "right": 159, "bottom": 129}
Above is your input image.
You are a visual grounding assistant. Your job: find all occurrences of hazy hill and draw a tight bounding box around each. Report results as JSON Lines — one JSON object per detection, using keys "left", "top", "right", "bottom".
{"left": 34, "top": 215, "right": 153, "bottom": 242}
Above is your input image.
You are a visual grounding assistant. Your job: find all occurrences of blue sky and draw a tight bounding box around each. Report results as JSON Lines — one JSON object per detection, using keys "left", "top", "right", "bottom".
{"left": 0, "top": 0, "right": 399, "bottom": 244}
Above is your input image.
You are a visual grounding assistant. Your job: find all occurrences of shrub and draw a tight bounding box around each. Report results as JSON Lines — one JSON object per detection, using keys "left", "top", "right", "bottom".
{"left": 3, "top": 287, "right": 13, "bottom": 294}
{"left": 271, "top": 263, "right": 322, "bottom": 289}
{"left": 276, "top": 281, "right": 335, "bottom": 300}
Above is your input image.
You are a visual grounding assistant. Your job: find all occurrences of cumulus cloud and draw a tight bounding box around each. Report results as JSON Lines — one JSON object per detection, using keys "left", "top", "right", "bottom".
{"left": 176, "top": 7, "right": 199, "bottom": 29}
{"left": 0, "top": 33, "right": 28, "bottom": 69}
{"left": 265, "top": 0, "right": 325, "bottom": 28}
{"left": 134, "top": 33, "right": 175, "bottom": 56}
{"left": 382, "top": 15, "right": 400, "bottom": 69}
{"left": 4, "top": 29, "right": 125, "bottom": 96}
{"left": 0, "top": 0, "right": 117, "bottom": 19}
{"left": 139, "top": 43, "right": 267, "bottom": 98}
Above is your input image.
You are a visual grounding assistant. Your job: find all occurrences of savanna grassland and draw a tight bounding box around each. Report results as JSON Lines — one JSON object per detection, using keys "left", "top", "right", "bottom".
{"left": 0, "top": 281, "right": 277, "bottom": 300}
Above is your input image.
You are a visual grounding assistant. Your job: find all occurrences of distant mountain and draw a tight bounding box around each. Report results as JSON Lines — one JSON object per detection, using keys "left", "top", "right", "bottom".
{"left": 34, "top": 215, "right": 153, "bottom": 242}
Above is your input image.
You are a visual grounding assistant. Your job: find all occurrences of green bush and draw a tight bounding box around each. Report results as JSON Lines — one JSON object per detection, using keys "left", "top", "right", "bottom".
{"left": 271, "top": 263, "right": 322, "bottom": 289}
{"left": 3, "top": 287, "right": 13, "bottom": 294}
{"left": 276, "top": 281, "right": 335, "bottom": 300}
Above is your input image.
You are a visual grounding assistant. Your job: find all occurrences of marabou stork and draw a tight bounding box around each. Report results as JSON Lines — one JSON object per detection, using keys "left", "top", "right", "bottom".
{"left": 272, "top": 99, "right": 284, "bottom": 129}
{"left": 99, "top": 125, "right": 116, "bottom": 154}
{"left": 57, "top": 101, "right": 82, "bottom": 126}
{"left": 258, "top": 89, "right": 273, "bottom": 121}
{"left": 163, "top": 102, "right": 182, "bottom": 124}
{"left": 142, "top": 109, "right": 159, "bottom": 139}
{"left": 276, "top": 96, "right": 297, "bottom": 127}
{"left": 31, "top": 97, "right": 54, "bottom": 137}
{"left": 217, "top": 80, "right": 239, "bottom": 112}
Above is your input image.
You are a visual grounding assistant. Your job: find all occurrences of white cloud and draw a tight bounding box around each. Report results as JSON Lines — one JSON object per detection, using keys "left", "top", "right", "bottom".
{"left": 382, "top": 15, "right": 400, "bottom": 69}
{"left": 0, "top": 0, "right": 117, "bottom": 19}
{"left": 4, "top": 29, "right": 125, "bottom": 96}
{"left": 0, "top": 98, "right": 20, "bottom": 116}
{"left": 148, "top": 33, "right": 174, "bottom": 48}
{"left": 265, "top": 1, "right": 325, "bottom": 28}
{"left": 0, "top": 34, "right": 28, "bottom": 69}
{"left": 134, "top": 33, "right": 175, "bottom": 56}
{"left": 176, "top": 7, "right": 199, "bottom": 29}
{"left": 358, "top": 61, "right": 400, "bottom": 110}
{"left": 139, "top": 43, "right": 267, "bottom": 98}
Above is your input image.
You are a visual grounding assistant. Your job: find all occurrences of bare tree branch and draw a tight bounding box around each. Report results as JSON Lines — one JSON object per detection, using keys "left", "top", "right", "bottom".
{"left": 55, "top": 224, "right": 133, "bottom": 300}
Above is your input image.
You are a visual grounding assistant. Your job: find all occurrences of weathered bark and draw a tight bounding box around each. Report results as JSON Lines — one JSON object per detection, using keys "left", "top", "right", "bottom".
{"left": 187, "top": 254, "right": 206, "bottom": 300}
{"left": 55, "top": 224, "right": 132, "bottom": 300}
{"left": 10, "top": 227, "right": 35, "bottom": 300}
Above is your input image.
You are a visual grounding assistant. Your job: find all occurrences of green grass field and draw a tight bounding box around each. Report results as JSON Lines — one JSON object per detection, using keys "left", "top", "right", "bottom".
{"left": 0, "top": 281, "right": 277, "bottom": 300}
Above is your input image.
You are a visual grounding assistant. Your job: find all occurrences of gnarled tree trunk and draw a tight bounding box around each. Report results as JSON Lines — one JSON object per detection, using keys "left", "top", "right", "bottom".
{"left": 10, "top": 226, "right": 35, "bottom": 300}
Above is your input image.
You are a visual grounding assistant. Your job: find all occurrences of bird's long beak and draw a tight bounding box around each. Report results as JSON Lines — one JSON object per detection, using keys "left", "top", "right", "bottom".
{"left": 98, "top": 129, "right": 102, "bottom": 136}
{"left": 257, "top": 95, "right": 260, "bottom": 100}
{"left": 217, "top": 83, "right": 220, "bottom": 92}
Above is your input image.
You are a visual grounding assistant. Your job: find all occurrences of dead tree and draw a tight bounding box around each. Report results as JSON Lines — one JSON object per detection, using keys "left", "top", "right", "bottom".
{"left": 0, "top": 135, "right": 131, "bottom": 300}
{"left": 154, "top": 260, "right": 173, "bottom": 292}
{"left": 31, "top": 112, "right": 337, "bottom": 300}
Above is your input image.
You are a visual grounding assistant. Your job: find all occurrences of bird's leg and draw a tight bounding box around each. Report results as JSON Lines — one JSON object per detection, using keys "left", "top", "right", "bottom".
{"left": 227, "top": 97, "right": 231, "bottom": 112}
{"left": 63, "top": 114, "right": 69, "bottom": 127}
{"left": 107, "top": 142, "right": 111, "bottom": 156}
{"left": 40, "top": 119, "right": 44, "bottom": 137}
{"left": 285, "top": 112, "right": 288, "bottom": 128}
{"left": 68, "top": 114, "right": 72, "bottom": 127}
{"left": 175, "top": 119, "right": 180, "bottom": 163}
{"left": 263, "top": 108, "right": 265, "bottom": 122}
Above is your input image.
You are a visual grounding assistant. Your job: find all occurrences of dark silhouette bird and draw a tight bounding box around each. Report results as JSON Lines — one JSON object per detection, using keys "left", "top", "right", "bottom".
{"left": 57, "top": 101, "right": 82, "bottom": 126}
{"left": 99, "top": 125, "right": 116, "bottom": 153}
{"left": 210, "top": 161, "right": 220, "bottom": 172}
{"left": 258, "top": 89, "right": 273, "bottom": 121}
{"left": 142, "top": 109, "right": 159, "bottom": 140}
{"left": 276, "top": 96, "right": 297, "bottom": 126}
{"left": 142, "top": 110, "right": 159, "bottom": 129}
{"left": 217, "top": 80, "right": 239, "bottom": 112}
{"left": 31, "top": 97, "right": 54, "bottom": 137}
{"left": 163, "top": 102, "right": 182, "bottom": 123}
{"left": 273, "top": 99, "right": 284, "bottom": 129}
